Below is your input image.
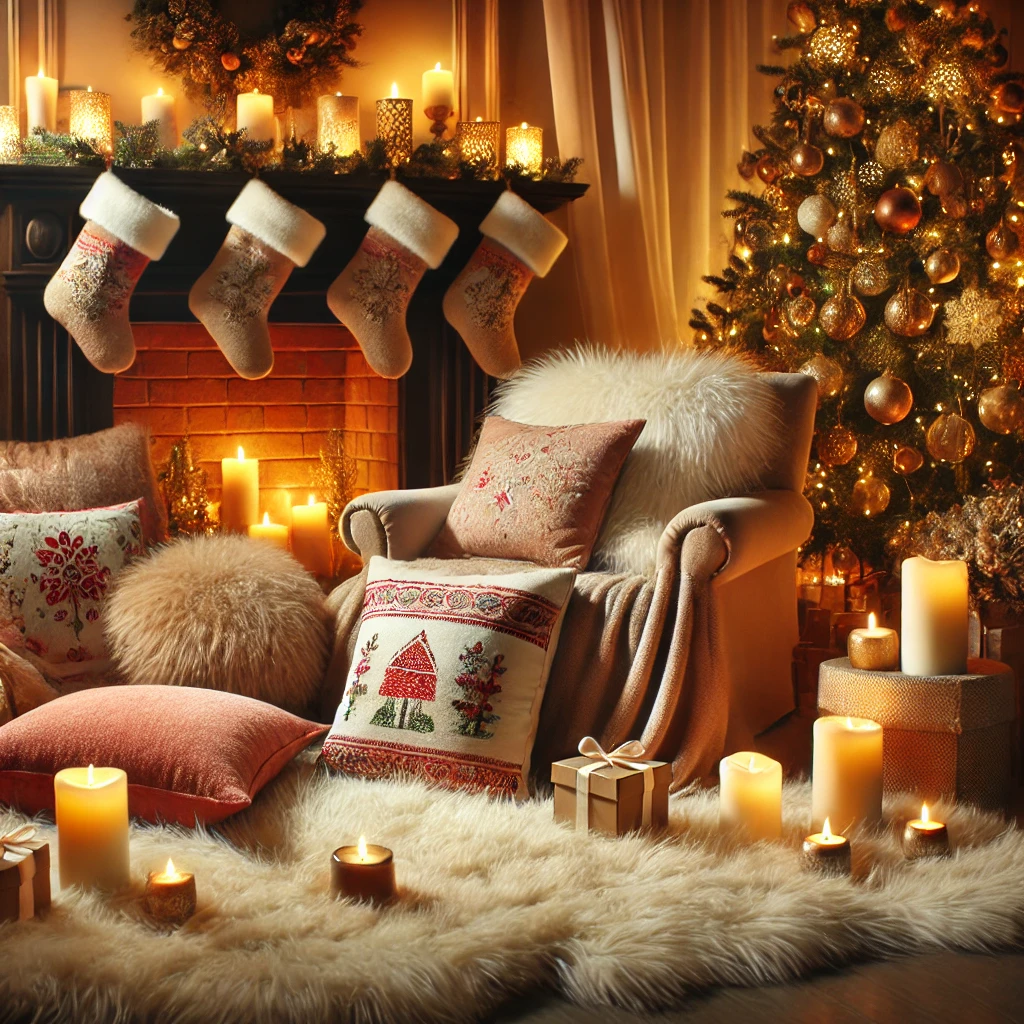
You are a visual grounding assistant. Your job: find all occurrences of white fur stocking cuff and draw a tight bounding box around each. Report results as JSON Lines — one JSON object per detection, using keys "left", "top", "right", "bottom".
{"left": 364, "top": 181, "right": 459, "bottom": 269}
{"left": 226, "top": 179, "right": 327, "bottom": 267}
{"left": 79, "top": 171, "right": 180, "bottom": 261}
{"left": 479, "top": 192, "right": 567, "bottom": 277}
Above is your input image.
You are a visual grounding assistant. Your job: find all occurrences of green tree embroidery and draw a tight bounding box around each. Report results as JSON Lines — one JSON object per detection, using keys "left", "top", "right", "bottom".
{"left": 451, "top": 641, "right": 505, "bottom": 739}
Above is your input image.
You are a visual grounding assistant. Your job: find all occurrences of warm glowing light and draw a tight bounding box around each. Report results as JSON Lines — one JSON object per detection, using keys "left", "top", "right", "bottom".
{"left": 434, "top": 62, "right": 441, "bottom": 71}
{"left": 868, "top": 612, "right": 877, "bottom": 629}
{"left": 237, "top": 446, "right": 245, "bottom": 460}
{"left": 921, "top": 803, "right": 930, "bottom": 824}
{"left": 87, "top": 763, "right": 95, "bottom": 786}
{"left": 157, "top": 87, "right": 164, "bottom": 97}
{"left": 308, "top": 493, "right": 316, "bottom": 505}
{"left": 336, "top": 91, "right": 342, "bottom": 97}
{"left": 391, "top": 82, "right": 399, "bottom": 98}
{"left": 521, "top": 121, "right": 529, "bottom": 129}
{"left": 822, "top": 817, "right": 833, "bottom": 840}
{"left": 357, "top": 836, "right": 368, "bottom": 860}
{"left": 475, "top": 115, "right": 483, "bottom": 122}
{"left": 165, "top": 858, "right": 177, "bottom": 876}
{"left": 748, "top": 755, "right": 757, "bottom": 772}
{"left": 254, "top": 88, "right": 260, "bottom": 95}
{"left": 37, "top": 68, "right": 44, "bottom": 78}
{"left": 262, "top": 512, "right": 270, "bottom": 526}
{"left": 87, "top": 85, "right": 93, "bottom": 93}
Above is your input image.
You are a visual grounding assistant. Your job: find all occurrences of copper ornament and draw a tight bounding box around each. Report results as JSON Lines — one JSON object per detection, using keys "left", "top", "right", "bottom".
{"left": 221, "top": 52, "right": 241, "bottom": 71}
{"left": 941, "top": 193, "right": 968, "bottom": 219}
{"left": 893, "top": 445, "right": 925, "bottom": 474}
{"left": 755, "top": 154, "right": 780, "bottom": 184}
{"left": 924, "top": 248, "right": 960, "bottom": 284}
{"left": 884, "top": 286, "right": 935, "bottom": 337}
{"left": 852, "top": 257, "right": 891, "bottom": 296}
{"left": 790, "top": 143, "right": 825, "bottom": 177}
{"left": 926, "top": 412, "right": 976, "bottom": 463}
{"left": 986, "top": 218, "right": 1019, "bottom": 259}
{"left": 785, "top": 294, "right": 817, "bottom": 329}
{"left": 978, "top": 384, "right": 1024, "bottom": 434}
{"left": 851, "top": 476, "right": 891, "bottom": 516}
{"left": 786, "top": 272, "right": 807, "bottom": 299}
{"left": 864, "top": 372, "right": 914, "bottom": 424}
{"left": 874, "top": 187, "right": 922, "bottom": 233}
{"left": 924, "top": 159, "right": 963, "bottom": 197}
{"left": 787, "top": 1, "right": 816, "bottom": 33}
{"left": 818, "top": 425, "right": 858, "bottom": 466}
{"left": 823, "top": 98, "right": 865, "bottom": 138}
{"left": 820, "top": 293, "right": 867, "bottom": 341}
{"left": 807, "top": 242, "right": 829, "bottom": 265}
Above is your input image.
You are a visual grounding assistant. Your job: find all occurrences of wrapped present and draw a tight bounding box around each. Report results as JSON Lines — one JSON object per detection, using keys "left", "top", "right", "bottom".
{"left": 817, "top": 657, "right": 1016, "bottom": 809}
{"left": 552, "top": 737, "right": 671, "bottom": 836}
{"left": 0, "top": 824, "right": 51, "bottom": 923}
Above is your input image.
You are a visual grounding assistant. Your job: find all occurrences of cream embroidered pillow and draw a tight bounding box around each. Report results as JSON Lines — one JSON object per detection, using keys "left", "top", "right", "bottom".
{"left": 322, "top": 557, "right": 575, "bottom": 798}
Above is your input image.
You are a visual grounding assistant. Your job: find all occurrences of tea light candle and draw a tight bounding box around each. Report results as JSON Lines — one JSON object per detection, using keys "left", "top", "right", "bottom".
{"left": 901, "top": 556, "right": 969, "bottom": 676}
{"left": 237, "top": 88, "right": 275, "bottom": 143}
{"left": 25, "top": 68, "right": 57, "bottom": 133}
{"left": 506, "top": 121, "right": 543, "bottom": 174}
{"left": 456, "top": 117, "right": 500, "bottom": 174}
{"left": 248, "top": 511, "right": 289, "bottom": 550}
{"left": 719, "top": 751, "right": 783, "bottom": 841}
{"left": 221, "top": 446, "right": 260, "bottom": 533}
{"left": 847, "top": 613, "right": 899, "bottom": 671}
{"left": 317, "top": 93, "right": 360, "bottom": 155}
{"left": 331, "top": 836, "right": 396, "bottom": 903}
{"left": 811, "top": 715, "right": 883, "bottom": 834}
{"left": 902, "top": 803, "right": 950, "bottom": 860}
{"left": 291, "top": 494, "right": 333, "bottom": 576}
{"left": 141, "top": 87, "right": 178, "bottom": 150}
{"left": 801, "top": 817, "right": 852, "bottom": 877}
{"left": 69, "top": 87, "right": 112, "bottom": 151}
{"left": 54, "top": 764, "right": 130, "bottom": 891}
{"left": 0, "top": 107, "right": 19, "bottom": 164}
{"left": 376, "top": 83, "right": 413, "bottom": 167}
{"left": 144, "top": 858, "right": 196, "bottom": 924}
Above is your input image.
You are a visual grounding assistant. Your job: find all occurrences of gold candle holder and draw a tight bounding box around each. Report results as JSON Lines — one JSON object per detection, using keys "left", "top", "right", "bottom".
{"left": 800, "top": 818, "right": 852, "bottom": 878}
{"left": 69, "top": 87, "right": 112, "bottom": 152}
{"left": 506, "top": 121, "right": 543, "bottom": 175}
{"left": 847, "top": 612, "right": 899, "bottom": 671}
{"left": 143, "top": 859, "right": 196, "bottom": 925}
{"left": 902, "top": 804, "right": 950, "bottom": 860}
{"left": 331, "top": 838, "right": 396, "bottom": 904}
{"left": 456, "top": 118, "right": 500, "bottom": 176}
{"left": 318, "top": 93, "right": 360, "bottom": 156}
{"left": 376, "top": 86, "right": 413, "bottom": 168}
{"left": 0, "top": 106, "right": 19, "bottom": 164}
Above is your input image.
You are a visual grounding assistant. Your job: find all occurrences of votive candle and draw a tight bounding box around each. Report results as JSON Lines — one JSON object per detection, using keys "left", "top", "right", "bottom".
{"left": 847, "top": 612, "right": 899, "bottom": 671}
{"left": 811, "top": 715, "right": 883, "bottom": 834}
{"left": 24, "top": 68, "right": 57, "bottom": 134}
{"left": 902, "top": 803, "right": 950, "bottom": 860}
{"left": 248, "top": 511, "right": 289, "bottom": 551}
{"left": 331, "top": 837, "right": 396, "bottom": 903}
{"left": 901, "top": 556, "right": 969, "bottom": 676}
{"left": 456, "top": 117, "right": 500, "bottom": 174}
{"left": 801, "top": 817, "right": 852, "bottom": 877}
{"left": 69, "top": 87, "right": 112, "bottom": 151}
{"left": 506, "top": 121, "right": 543, "bottom": 174}
{"left": 54, "top": 764, "right": 130, "bottom": 891}
{"left": 719, "top": 751, "right": 783, "bottom": 841}
{"left": 144, "top": 858, "right": 197, "bottom": 924}
{"left": 317, "top": 93, "right": 360, "bottom": 155}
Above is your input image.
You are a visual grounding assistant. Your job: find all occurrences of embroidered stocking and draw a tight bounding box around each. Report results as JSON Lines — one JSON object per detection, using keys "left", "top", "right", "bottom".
{"left": 189, "top": 180, "right": 326, "bottom": 380}
{"left": 443, "top": 191, "right": 567, "bottom": 379}
{"left": 43, "top": 172, "right": 180, "bottom": 374}
{"left": 328, "top": 181, "right": 459, "bottom": 379}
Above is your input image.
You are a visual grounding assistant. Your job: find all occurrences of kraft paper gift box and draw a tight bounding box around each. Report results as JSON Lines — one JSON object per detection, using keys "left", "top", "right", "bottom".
{"left": 552, "top": 739, "right": 671, "bottom": 836}
{"left": 0, "top": 825, "right": 51, "bottom": 923}
{"left": 817, "top": 657, "right": 1016, "bottom": 809}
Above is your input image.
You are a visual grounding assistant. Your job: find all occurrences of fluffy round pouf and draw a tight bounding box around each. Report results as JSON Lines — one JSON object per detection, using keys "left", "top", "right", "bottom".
{"left": 105, "top": 535, "right": 332, "bottom": 715}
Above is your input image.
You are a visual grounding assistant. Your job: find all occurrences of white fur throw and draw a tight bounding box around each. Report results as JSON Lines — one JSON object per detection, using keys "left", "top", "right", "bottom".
{"left": 490, "top": 346, "right": 784, "bottom": 576}
{"left": 105, "top": 535, "right": 331, "bottom": 715}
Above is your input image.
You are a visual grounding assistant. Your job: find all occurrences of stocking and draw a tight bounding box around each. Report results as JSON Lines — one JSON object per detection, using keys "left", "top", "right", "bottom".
{"left": 43, "top": 172, "right": 180, "bottom": 373}
{"left": 443, "top": 191, "right": 567, "bottom": 379}
{"left": 328, "top": 181, "right": 459, "bottom": 379}
{"left": 189, "top": 180, "right": 326, "bottom": 380}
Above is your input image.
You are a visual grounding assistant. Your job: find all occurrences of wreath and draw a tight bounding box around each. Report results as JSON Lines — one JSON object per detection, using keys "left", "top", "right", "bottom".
{"left": 129, "top": 0, "right": 363, "bottom": 112}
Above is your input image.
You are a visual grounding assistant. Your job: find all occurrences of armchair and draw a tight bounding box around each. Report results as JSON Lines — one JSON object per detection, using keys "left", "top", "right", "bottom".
{"left": 330, "top": 371, "right": 816, "bottom": 787}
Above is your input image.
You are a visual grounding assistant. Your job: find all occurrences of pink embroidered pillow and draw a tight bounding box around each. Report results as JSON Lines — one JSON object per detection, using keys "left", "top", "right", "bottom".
{"left": 431, "top": 416, "right": 645, "bottom": 570}
{"left": 0, "top": 502, "right": 145, "bottom": 674}
{"left": 0, "top": 685, "right": 328, "bottom": 826}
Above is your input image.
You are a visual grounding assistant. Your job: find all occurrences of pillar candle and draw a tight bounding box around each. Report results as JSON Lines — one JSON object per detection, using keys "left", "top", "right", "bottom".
{"left": 24, "top": 69, "right": 57, "bottom": 134}
{"left": 69, "top": 87, "right": 112, "bottom": 151}
{"left": 221, "top": 446, "right": 260, "bottom": 533}
{"left": 811, "top": 715, "right": 883, "bottom": 834}
{"left": 901, "top": 555, "right": 969, "bottom": 676}
{"left": 248, "top": 512, "right": 289, "bottom": 551}
{"left": 506, "top": 121, "right": 543, "bottom": 174}
{"left": 141, "top": 87, "right": 177, "bottom": 150}
{"left": 236, "top": 89, "right": 275, "bottom": 143}
{"left": 317, "top": 92, "right": 360, "bottom": 155}
{"left": 421, "top": 63, "right": 454, "bottom": 113}
{"left": 54, "top": 765, "right": 130, "bottom": 890}
{"left": 291, "top": 494, "right": 333, "bottom": 576}
{"left": 719, "top": 751, "right": 783, "bottom": 841}
{"left": 0, "top": 107, "right": 18, "bottom": 164}
{"left": 331, "top": 837, "right": 396, "bottom": 903}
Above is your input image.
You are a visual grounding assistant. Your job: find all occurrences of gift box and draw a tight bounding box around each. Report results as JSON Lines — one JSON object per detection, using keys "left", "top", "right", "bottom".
{"left": 0, "top": 825, "right": 51, "bottom": 923}
{"left": 552, "top": 739, "right": 671, "bottom": 836}
{"left": 817, "top": 657, "right": 1016, "bottom": 809}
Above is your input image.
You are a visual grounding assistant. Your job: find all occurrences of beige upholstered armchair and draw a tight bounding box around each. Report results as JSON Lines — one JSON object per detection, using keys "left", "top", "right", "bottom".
{"left": 330, "top": 372, "right": 816, "bottom": 787}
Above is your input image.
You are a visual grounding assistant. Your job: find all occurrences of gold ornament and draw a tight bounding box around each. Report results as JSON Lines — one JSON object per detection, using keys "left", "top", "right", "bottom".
{"left": 852, "top": 257, "right": 891, "bottom": 296}
{"left": 874, "top": 120, "right": 919, "bottom": 170}
{"left": 158, "top": 436, "right": 211, "bottom": 537}
{"left": 864, "top": 372, "right": 914, "bottom": 424}
{"left": 785, "top": 294, "right": 817, "bottom": 329}
{"left": 787, "top": 1, "right": 816, "bottom": 33}
{"left": 823, "top": 98, "right": 865, "bottom": 138}
{"left": 994, "top": 82, "right": 1024, "bottom": 115}
{"left": 807, "top": 24, "right": 858, "bottom": 71}
{"left": 856, "top": 160, "right": 887, "bottom": 194}
{"left": 924, "top": 159, "right": 963, "bottom": 197}
{"left": 820, "top": 292, "right": 866, "bottom": 341}
{"left": 874, "top": 187, "right": 922, "bottom": 233}
{"left": 986, "top": 218, "right": 1019, "bottom": 259}
{"left": 818, "top": 425, "right": 858, "bottom": 466}
{"left": 926, "top": 412, "right": 976, "bottom": 463}
{"left": 924, "top": 249, "right": 960, "bottom": 284}
{"left": 978, "top": 384, "right": 1024, "bottom": 434}
{"left": 799, "top": 353, "right": 844, "bottom": 402}
{"left": 831, "top": 546, "right": 859, "bottom": 575}
{"left": 172, "top": 36, "right": 192, "bottom": 50}
{"left": 797, "top": 194, "right": 837, "bottom": 237}
{"left": 826, "top": 218, "right": 857, "bottom": 254}
{"left": 944, "top": 286, "right": 1002, "bottom": 349}
{"left": 884, "top": 285, "right": 935, "bottom": 337}
{"left": 923, "top": 60, "right": 970, "bottom": 105}
{"left": 790, "top": 142, "right": 825, "bottom": 177}
{"left": 893, "top": 445, "right": 925, "bottom": 474}
{"left": 851, "top": 476, "right": 891, "bottom": 516}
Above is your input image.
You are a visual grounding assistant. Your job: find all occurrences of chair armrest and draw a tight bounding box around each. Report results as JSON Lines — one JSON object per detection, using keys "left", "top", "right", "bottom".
{"left": 658, "top": 489, "right": 814, "bottom": 585}
{"left": 341, "top": 484, "right": 462, "bottom": 561}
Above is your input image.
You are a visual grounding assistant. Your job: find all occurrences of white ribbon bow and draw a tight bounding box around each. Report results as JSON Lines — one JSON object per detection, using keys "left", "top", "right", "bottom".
{"left": 575, "top": 736, "right": 655, "bottom": 831}
{"left": 0, "top": 824, "right": 37, "bottom": 861}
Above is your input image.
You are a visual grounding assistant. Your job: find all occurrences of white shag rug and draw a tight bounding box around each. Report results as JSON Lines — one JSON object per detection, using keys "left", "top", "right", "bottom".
{"left": 1, "top": 754, "right": 1021, "bottom": 1024}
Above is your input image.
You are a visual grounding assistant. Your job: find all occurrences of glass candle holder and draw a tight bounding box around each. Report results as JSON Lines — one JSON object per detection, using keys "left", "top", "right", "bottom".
{"left": 376, "top": 93, "right": 413, "bottom": 167}
{"left": 801, "top": 818, "right": 852, "bottom": 877}
{"left": 506, "top": 122, "right": 543, "bottom": 175}
{"left": 318, "top": 93, "right": 360, "bottom": 156}
{"left": 143, "top": 859, "right": 197, "bottom": 925}
{"left": 456, "top": 118, "right": 500, "bottom": 176}
{"left": 902, "top": 804, "right": 950, "bottom": 860}
{"left": 69, "top": 88, "right": 112, "bottom": 152}
{"left": 0, "top": 106, "right": 19, "bottom": 164}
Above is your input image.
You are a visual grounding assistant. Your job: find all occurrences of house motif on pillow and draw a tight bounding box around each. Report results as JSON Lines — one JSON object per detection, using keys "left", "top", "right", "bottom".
{"left": 370, "top": 630, "right": 437, "bottom": 733}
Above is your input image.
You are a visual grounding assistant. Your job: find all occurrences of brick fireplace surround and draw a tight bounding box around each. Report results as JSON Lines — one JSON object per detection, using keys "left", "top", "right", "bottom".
{"left": 113, "top": 323, "right": 398, "bottom": 523}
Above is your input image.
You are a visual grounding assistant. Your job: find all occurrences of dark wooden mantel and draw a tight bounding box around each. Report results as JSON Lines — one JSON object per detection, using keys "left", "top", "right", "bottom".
{"left": 0, "top": 166, "right": 586, "bottom": 488}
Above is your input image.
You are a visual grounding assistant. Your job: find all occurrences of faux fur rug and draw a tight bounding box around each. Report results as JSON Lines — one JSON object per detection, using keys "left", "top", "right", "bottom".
{"left": 1, "top": 754, "right": 1022, "bottom": 1024}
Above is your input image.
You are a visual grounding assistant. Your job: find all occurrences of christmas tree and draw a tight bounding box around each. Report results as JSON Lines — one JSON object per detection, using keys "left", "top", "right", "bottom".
{"left": 694, "top": 0, "right": 1024, "bottom": 571}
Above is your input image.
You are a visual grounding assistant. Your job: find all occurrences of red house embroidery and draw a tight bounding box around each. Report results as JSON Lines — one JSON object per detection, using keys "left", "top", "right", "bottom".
{"left": 380, "top": 630, "right": 437, "bottom": 701}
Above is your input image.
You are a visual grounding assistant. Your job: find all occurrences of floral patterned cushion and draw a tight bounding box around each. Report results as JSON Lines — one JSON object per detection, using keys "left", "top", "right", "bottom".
{"left": 0, "top": 502, "right": 145, "bottom": 673}
{"left": 430, "top": 416, "right": 645, "bottom": 570}
{"left": 322, "top": 557, "right": 575, "bottom": 798}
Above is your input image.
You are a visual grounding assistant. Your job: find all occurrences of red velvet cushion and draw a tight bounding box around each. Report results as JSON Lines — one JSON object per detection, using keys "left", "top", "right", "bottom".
{"left": 0, "top": 686, "right": 327, "bottom": 826}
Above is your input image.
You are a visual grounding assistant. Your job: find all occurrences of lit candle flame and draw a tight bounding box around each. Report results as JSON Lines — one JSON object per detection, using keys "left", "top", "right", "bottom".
{"left": 846, "top": 717, "right": 854, "bottom": 729}
{"left": 357, "top": 836, "right": 368, "bottom": 860}
{"left": 475, "top": 116, "right": 483, "bottom": 122}
{"left": 308, "top": 493, "right": 316, "bottom": 505}
{"left": 520, "top": 121, "right": 529, "bottom": 129}
{"left": 254, "top": 88, "right": 260, "bottom": 95}
{"left": 165, "top": 858, "right": 177, "bottom": 877}
{"left": 748, "top": 754, "right": 757, "bottom": 772}
{"left": 868, "top": 612, "right": 877, "bottom": 629}
{"left": 237, "top": 446, "right": 245, "bottom": 460}
{"left": 434, "top": 62, "right": 442, "bottom": 71}
{"left": 87, "top": 763, "right": 94, "bottom": 786}
{"left": 262, "top": 512, "right": 270, "bottom": 526}
{"left": 921, "top": 803, "right": 930, "bottom": 824}
{"left": 336, "top": 91, "right": 342, "bottom": 97}
{"left": 391, "top": 82, "right": 399, "bottom": 98}
{"left": 37, "top": 68, "right": 44, "bottom": 78}
{"left": 87, "top": 85, "right": 93, "bottom": 93}
{"left": 822, "top": 816, "right": 833, "bottom": 840}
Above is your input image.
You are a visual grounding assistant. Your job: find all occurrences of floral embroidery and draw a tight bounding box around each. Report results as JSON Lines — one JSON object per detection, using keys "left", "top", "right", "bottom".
{"left": 349, "top": 232, "right": 419, "bottom": 324}
{"left": 209, "top": 230, "right": 275, "bottom": 322}
{"left": 59, "top": 230, "right": 148, "bottom": 322}
{"left": 451, "top": 642, "right": 505, "bottom": 739}
{"left": 461, "top": 243, "right": 530, "bottom": 331}
{"left": 32, "top": 531, "right": 111, "bottom": 639}
{"left": 370, "top": 630, "right": 436, "bottom": 732}
{"left": 342, "top": 633, "right": 378, "bottom": 721}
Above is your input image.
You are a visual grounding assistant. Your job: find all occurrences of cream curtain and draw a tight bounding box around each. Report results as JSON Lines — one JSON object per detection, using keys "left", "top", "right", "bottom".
{"left": 541, "top": 0, "right": 786, "bottom": 350}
